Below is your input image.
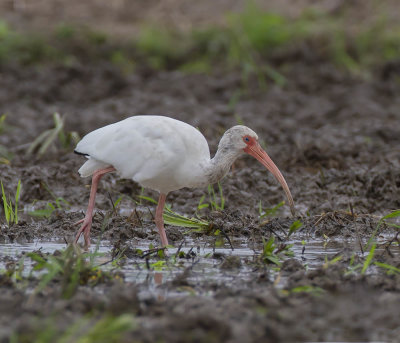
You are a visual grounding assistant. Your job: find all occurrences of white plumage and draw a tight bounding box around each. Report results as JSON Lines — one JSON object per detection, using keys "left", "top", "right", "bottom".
{"left": 76, "top": 116, "right": 210, "bottom": 194}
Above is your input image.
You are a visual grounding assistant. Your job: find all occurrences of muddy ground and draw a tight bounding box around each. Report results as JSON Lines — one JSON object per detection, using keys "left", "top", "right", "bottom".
{"left": 1, "top": 2, "right": 400, "bottom": 343}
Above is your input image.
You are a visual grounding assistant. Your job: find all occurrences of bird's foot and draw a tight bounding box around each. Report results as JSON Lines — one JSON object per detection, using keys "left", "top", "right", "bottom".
{"left": 74, "top": 217, "right": 92, "bottom": 247}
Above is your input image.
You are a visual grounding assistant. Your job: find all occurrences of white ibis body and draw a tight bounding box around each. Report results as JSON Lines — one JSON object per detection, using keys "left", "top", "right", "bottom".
{"left": 74, "top": 115, "right": 295, "bottom": 247}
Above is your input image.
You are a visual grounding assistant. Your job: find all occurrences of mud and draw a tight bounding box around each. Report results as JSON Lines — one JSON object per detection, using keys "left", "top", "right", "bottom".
{"left": 1, "top": 3, "right": 400, "bottom": 342}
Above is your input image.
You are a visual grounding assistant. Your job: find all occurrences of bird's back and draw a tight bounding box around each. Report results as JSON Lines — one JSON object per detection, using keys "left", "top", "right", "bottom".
{"left": 76, "top": 115, "right": 211, "bottom": 193}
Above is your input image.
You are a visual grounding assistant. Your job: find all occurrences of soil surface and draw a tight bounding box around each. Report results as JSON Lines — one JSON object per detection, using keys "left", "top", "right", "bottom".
{"left": 1, "top": 2, "right": 400, "bottom": 343}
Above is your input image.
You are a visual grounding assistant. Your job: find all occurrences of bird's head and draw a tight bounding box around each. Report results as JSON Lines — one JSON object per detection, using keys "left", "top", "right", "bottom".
{"left": 218, "top": 125, "right": 258, "bottom": 152}
{"left": 220, "top": 125, "right": 295, "bottom": 216}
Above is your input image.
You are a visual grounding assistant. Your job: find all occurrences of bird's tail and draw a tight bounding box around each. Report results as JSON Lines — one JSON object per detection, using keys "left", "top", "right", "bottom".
{"left": 78, "top": 158, "right": 111, "bottom": 178}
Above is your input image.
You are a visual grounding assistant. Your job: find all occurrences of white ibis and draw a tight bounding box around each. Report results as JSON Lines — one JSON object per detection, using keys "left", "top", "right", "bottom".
{"left": 74, "top": 115, "right": 295, "bottom": 247}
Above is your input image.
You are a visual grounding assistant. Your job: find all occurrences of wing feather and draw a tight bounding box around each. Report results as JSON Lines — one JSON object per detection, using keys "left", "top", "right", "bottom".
{"left": 75, "top": 116, "right": 210, "bottom": 192}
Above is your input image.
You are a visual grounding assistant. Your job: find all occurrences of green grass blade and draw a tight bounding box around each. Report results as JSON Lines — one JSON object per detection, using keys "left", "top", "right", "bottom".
{"left": 374, "top": 261, "right": 400, "bottom": 274}
{"left": 14, "top": 180, "right": 21, "bottom": 224}
{"left": 9, "top": 199, "right": 14, "bottom": 224}
{"left": 379, "top": 209, "right": 400, "bottom": 229}
{"left": 265, "top": 255, "right": 281, "bottom": 265}
{"left": 380, "top": 210, "right": 400, "bottom": 221}
{"left": 137, "top": 195, "right": 158, "bottom": 204}
{"left": 197, "top": 194, "right": 209, "bottom": 210}
{"left": 361, "top": 243, "right": 376, "bottom": 274}
{"left": 366, "top": 209, "right": 400, "bottom": 250}
{"left": 1, "top": 181, "right": 10, "bottom": 225}
{"left": 288, "top": 219, "right": 302, "bottom": 237}
{"left": 163, "top": 207, "right": 209, "bottom": 228}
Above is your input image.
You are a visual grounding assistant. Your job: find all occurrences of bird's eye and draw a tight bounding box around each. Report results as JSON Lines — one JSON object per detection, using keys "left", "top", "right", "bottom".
{"left": 244, "top": 137, "right": 250, "bottom": 142}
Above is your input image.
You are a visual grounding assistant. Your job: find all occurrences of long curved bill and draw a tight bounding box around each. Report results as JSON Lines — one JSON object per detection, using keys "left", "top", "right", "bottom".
{"left": 244, "top": 142, "right": 295, "bottom": 216}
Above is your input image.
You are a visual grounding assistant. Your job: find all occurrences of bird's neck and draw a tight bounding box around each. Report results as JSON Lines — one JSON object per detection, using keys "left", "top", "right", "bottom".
{"left": 205, "top": 147, "right": 241, "bottom": 184}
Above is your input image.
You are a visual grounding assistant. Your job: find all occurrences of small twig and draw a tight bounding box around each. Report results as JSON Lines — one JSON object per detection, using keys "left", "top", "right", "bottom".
{"left": 274, "top": 243, "right": 288, "bottom": 255}
{"left": 349, "top": 202, "right": 354, "bottom": 217}
{"left": 314, "top": 213, "right": 327, "bottom": 226}
{"left": 175, "top": 240, "right": 185, "bottom": 257}
{"left": 147, "top": 207, "right": 154, "bottom": 221}
{"left": 128, "top": 208, "right": 143, "bottom": 227}
{"left": 141, "top": 247, "right": 167, "bottom": 259}
{"left": 268, "top": 227, "right": 283, "bottom": 242}
{"left": 350, "top": 203, "right": 364, "bottom": 255}
{"left": 108, "top": 192, "right": 118, "bottom": 216}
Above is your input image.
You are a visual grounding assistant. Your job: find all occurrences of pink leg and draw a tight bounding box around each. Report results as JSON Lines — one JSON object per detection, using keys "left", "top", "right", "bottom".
{"left": 155, "top": 193, "right": 169, "bottom": 247}
{"left": 74, "top": 166, "right": 115, "bottom": 247}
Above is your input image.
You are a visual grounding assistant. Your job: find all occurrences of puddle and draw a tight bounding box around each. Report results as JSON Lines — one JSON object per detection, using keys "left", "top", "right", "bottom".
{"left": 0, "top": 239, "right": 343, "bottom": 290}
{"left": 2, "top": 236, "right": 396, "bottom": 300}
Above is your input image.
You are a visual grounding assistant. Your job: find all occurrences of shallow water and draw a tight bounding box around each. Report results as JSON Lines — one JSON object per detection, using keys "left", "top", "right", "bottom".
{"left": 0, "top": 240, "right": 341, "bottom": 288}
{"left": 2, "top": 236, "right": 395, "bottom": 301}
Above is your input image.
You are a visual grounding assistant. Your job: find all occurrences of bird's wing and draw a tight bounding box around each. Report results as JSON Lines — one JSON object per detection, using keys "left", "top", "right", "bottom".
{"left": 75, "top": 116, "right": 210, "bottom": 186}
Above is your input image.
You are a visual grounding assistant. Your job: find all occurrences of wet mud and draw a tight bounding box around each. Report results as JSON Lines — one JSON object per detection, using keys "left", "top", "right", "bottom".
{"left": 1, "top": 16, "right": 400, "bottom": 343}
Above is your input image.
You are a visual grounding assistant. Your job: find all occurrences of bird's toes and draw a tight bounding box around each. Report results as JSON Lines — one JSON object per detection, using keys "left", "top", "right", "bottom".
{"left": 73, "top": 218, "right": 85, "bottom": 226}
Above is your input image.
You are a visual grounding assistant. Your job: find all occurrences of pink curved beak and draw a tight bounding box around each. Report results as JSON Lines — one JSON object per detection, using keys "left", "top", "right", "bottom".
{"left": 244, "top": 142, "right": 295, "bottom": 216}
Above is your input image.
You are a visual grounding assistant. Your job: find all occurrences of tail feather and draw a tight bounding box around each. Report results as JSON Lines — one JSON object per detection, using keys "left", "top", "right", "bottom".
{"left": 78, "top": 158, "right": 111, "bottom": 177}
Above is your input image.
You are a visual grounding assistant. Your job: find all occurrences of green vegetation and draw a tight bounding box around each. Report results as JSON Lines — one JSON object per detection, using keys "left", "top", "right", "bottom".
{"left": 27, "top": 113, "right": 80, "bottom": 156}
{"left": 195, "top": 182, "right": 225, "bottom": 213}
{"left": 365, "top": 209, "right": 400, "bottom": 251}
{"left": 260, "top": 235, "right": 293, "bottom": 266}
{"left": 361, "top": 243, "right": 376, "bottom": 274}
{"left": 164, "top": 206, "right": 209, "bottom": 229}
{"left": 323, "top": 255, "right": 343, "bottom": 269}
{"left": 136, "top": 193, "right": 209, "bottom": 230}
{"left": 1, "top": 180, "right": 21, "bottom": 226}
{"left": 1, "top": 4, "right": 400, "bottom": 78}
{"left": 286, "top": 285, "right": 325, "bottom": 296}
{"left": 27, "top": 244, "right": 117, "bottom": 299}
{"left": 207, "top": 182, "right": 225, "bottom": 211}
{"left": 288, "top": 219, "right": 303, "bottom": 237}
{"left": 374, "top": 261, "right": 400, "bottom": 275}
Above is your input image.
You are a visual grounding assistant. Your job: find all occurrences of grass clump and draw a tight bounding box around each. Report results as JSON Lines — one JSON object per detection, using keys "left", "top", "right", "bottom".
{"left": 163, "top": 206, "right": 209, "bottom": 229}
{"left": 28, "top": 244, "right": 117, "bottom": 299}
{"left": 207, "top": 182, "right": 225, "bottom": 211}
{"left": 137, "top": 193, "right": 209, "bottom": 230}
{"left": 1, "top": 180, "right": 21, "bottom": 226}
{"left": 260, "top": 235, "right": 293, "bottom": 266}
